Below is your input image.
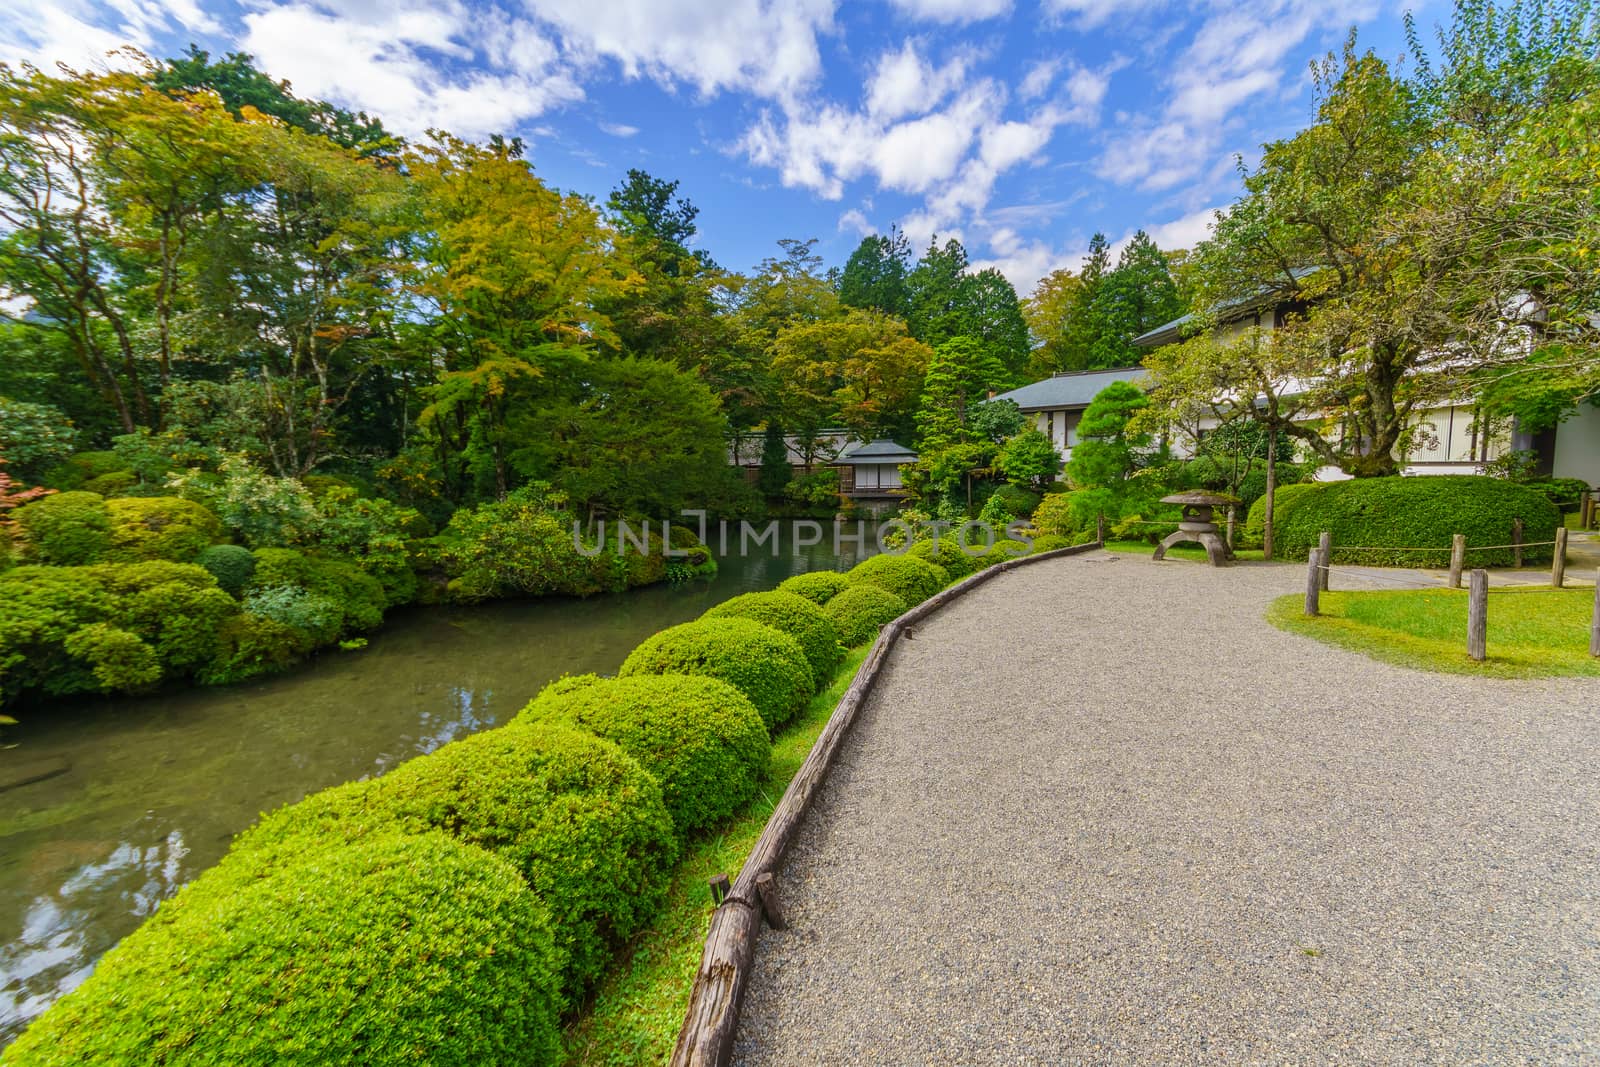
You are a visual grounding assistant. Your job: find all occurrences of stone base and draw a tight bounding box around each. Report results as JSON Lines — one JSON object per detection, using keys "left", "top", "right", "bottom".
{"left": 1152, "top": 529, "right": 1233, "bottom": 567}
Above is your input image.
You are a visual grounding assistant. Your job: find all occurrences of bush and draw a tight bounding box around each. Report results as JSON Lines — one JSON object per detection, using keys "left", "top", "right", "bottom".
{"left": 703, "top": 590, "right": 843, "bottom": 682}
{"left": 1271, "top": 476, "right": 1562, "bottom": 566}
{"left": 1030, "top": 534, "right": 1076, "bottom": 553}
{"left": 0, "top": 398, "right": 77, "bottom": 481}
{"left": 822, "top": 585, "right": 906, "bottom": 646}
{"left": 844, "top": 553, "right": 947, "bottom": 606}
{"left": 80, "top": 470, "right": 138, "bottom": 497}
{"left": 0, "top": 561, "right": 237, "bottom": 702}
{"left": 619, "top": 618, "right": 814, "bottom": 731}
{"left": 41, "top": 450, "right": 129, "bottom": 491}
{"left": 249, "top": 548, "right": 387, "bottom": 635}
{"left": 1029, "top": 491, "right": 1080, "bottom": 538}
{"left": 197, "top": 544, "right": 255, "bottom": 595}
{"left": 972, "top": 538, "right": 1031, "bottom": 569}
{"left": 908, "top": 537, "right": 978, "bottom": 580}
{"left": 196, "top": 613, "right": 307, "bottom": 685}
{"left": 1525, "top": 476, "right": 1590, "bottom": 513}
{"left": 230, "top": 722, "right": 676, "bottom": 999}
{"left": 14, "top": 491, "right": 110, "bottom": 565}
{"left": 105, "top": 497, "right": 222, "bottom": 563}
{"left": 1244, "top": 482, "right": 1322, "bottom": 546}
{"left": 519, "top": 673, "right": 770, "bottom": 838}
{"left": 4, "top": 833, "right": 565, "bottom": 1067}
{"left": 776, "top": 570, "right": 850, "bottom": 605}
{"left": 991, "top": 483, "right": 1041, "bottom": 519}
{"left": 244, "top": 585, "right": 344, "bottom": 644}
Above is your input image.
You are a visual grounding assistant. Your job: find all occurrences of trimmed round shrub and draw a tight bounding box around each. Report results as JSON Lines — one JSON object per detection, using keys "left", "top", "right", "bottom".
{"left": 991, "top": 483, "right": 1042, "bottom": 518}
{"left": 844, "top": 553, "right": 947, "bottom": 606}
{"left": 972, "top": 539, "right": 1031, "bottom": 570}
{"left": 80, "top": 470, "right": 138, "bottom": 497}
{"left": 40, "top": 450, "right": 127, "bottom": 491}
{"left": 3, "top": 832, "right": 564, "bottom": 1067}
{"left": 823, "top": 584, "right": 907, "bottom": 646}
{"left": 229, "top": 722, "right": 675, "bottom": 999}
{"left": 619, "top": 618, "right": 814, "bottom": 731}
{"left": 519, "top": 673, "right": 770, "bottom": 837}
{"left": 106, "top": 496, "right": 222, "bottom": 563}
{"left": 703, "top": 590, "right": 843, "bottom": 681}
{"left": 197, "top": 543, "right": 256, "bottom": 596}
{"left": 908, "top": 537, "right": 978, "bottom": 580}
{"left": 1270, "top": 475, "right": 1562, "bottom": 566}
{"left": 776, "top": 569, "right": 849, "bottom": 605}
{"left": 14, "top": 491, "right": 110, "bottom": 565}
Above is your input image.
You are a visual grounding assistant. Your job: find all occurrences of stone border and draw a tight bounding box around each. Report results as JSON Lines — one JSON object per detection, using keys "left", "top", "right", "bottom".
{"left": 669, "top": 540, "right": 1105, "bottom": 1067}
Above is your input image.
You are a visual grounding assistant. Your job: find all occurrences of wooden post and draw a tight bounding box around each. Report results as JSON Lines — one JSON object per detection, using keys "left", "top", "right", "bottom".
{"left": 1304, "top": 548, "right": 1322, "bottom": 617}
{"left": 1581, "top": 491, "right": 1590, "bottom": 529}
{"left": 754, "top": 872, "right": 787, "bottom": 931}
{"left": 708, "top": 873, "right": 730, "bottom": 906}
{"left": 1467, "top": 568, "right": 1488, "bottom": 662}
{"left": 1591, "top": 570, "right": 1600, "bottom": 657}
{"left": 1448, "top": 534, "right": 1466, "bottom": 589}
{"left": 1317, "top": 531, "right": 1331, "bottom": 592}
{"left": 1553, "top": 527, "right": 1568, "bottom": 588}
{"left": 1095, "top": 513, "right": 1106, "bottom": 545}
{"left": 1512, "top": 517, "right": 1524, "bottom": 568}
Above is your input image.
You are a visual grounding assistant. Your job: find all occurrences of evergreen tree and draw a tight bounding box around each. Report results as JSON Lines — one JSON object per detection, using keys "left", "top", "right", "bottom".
{"left": 914, "top": 337, "right": 1008, "bottom": 448}
{"left": 1065, "top": 380, "right": 1152, "bottom": 527}
{"left": 1089, "top": 231, "right": 1184, "bottom": 368}
{"left": 1058, "top": 233, "right": 1111, "bottom": 370}
{"left": 757, "top": 424, "right": 792, "bottom": 498}
{"left": 838, "top": 227, "right": 912, "bottom": 317}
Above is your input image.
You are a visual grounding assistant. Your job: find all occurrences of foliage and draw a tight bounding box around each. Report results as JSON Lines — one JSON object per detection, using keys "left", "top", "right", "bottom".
{"left": 197, "top": 613, "right": 307, "bottom": 685}
{"left": 248, "top": 549, "right": 386, "bottom": 636}
{"left": 39, "top": 451, "right": 128, "bottom": 491}
{"left": 770, "top": 310, "right": 931, "bottom": 444}
{"left": 905, "top": 237, "right": 1029, "bottom": 381}
{"left": 3, "top": 833, "right": 565, "bottom": 1067}
{"left": 993, "top": 429, "right": 1059, "bottom": 490}
{"left": 104, "top": 497, "right": 221, "bottom": 563}
{"left": 822, "top": 584, "right": 907, "bottom": 646}
{"left": 243, "top": 585, "right": 344, "bottom": 645}
{"left": 907, "top": 536, "right": 978, "bottom": 580}
{"left": 169, "top": 456, "right": 318, "bottom": 548}
{"left": 13, "top": 491, "right": 111, "bottom": 565}
{"left": 839, "top": 228, "right": 912, "bottom": 318}
{"left": 231, "top": 722, "right": 676, "bottom": 999}
{"left": 519, "top": 673, "right": 770, "bottom": 838}
{"left": 0, "top": 398, "right": 76, "bottom": 480}
{"left": 1065, "top": 381, "right": 1156, "bottom": 528}
{"left": 844, "top": 553, "right": 947, "bottom": 606}
{"left": 1030, "top": 232, "right": 1183, "bottom": 374}
{"left": 990, "top": 483, "right": 1041, "bottom": 518}
{"left": 1270, "top": 476, "right": 1561, "bottom": 565}
{"left": 0, "top": 561, "right": 238, "bottom": 703}
{"left": 1522, "top": 477, "right": 1591, "bottom": 513}
{"left": 783, "top": 468, "right": 842, "bottom": 511}
{"left": 971, "top": 538, "right": 1032, "bottom": 569}
{"left": 619, "top": 618, "right": 814, "bottom": 731}
{"left": 776, "top": 570, "right": 850, "bottom": 605}
{"left": 703, "top": 590, "right": 845, "bottom": 681}
{"left": 1029, "top": 491, "right": 1082, "bottom": 538}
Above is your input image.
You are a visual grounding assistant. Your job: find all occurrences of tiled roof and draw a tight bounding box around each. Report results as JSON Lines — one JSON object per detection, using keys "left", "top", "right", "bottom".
{"left": 988, "top": 367, "right": 1147, "bottom": 411}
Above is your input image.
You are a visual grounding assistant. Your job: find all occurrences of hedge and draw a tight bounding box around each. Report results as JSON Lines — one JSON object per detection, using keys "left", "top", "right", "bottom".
{"left": 702, "top": 590, "right": 844, "bottom": 681}
{"left": 1268, "top": 476, "right": 1562, "bottom": 566}
{"left": 228, "top": 722, "right": 676, "bottom": 999}
{"left": 13, "top": 491, "right": 111, "bottom": 565}
{"left": 971, "top": 538, "right": 1031, "bottom": 570}
{"left": 618, "top": 617, "right": 814, "bottom": 731}
{"left": 908, "top": 537, "right": 978, "bottom": 580}
{"left": 105, "top": 497, "right": 221, "bottom": 563}
{"left": 844, "top": 553, "right": 947, "bottom": 606}
{"left": 1244, "top": 482, "right": 1321, "bottom": 545}
{"left": 3, "top": 833, "right": 565, "bottom": 1066}
{"left": 519, "top": 673, "right": 770, "bottom": 837}
{"left": 823, "top": 584, "right": 907, "bottom": 646}
{"left": 776, "top": 570, "right": 849, "bottom": 605}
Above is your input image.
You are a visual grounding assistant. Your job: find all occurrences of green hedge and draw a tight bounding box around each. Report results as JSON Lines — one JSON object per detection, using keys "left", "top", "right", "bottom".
{"left": 1244, "top": 483, "right": 1321, "bottom": 545}
{"left": 702, "top": 590, "right": 843, "bottom": 681}
{"left": 229, "top": 722, "right": 675, "bottom": 999}
{"left": 972, "top": 539, "right": 1031, "bottom": 569}
{"left": 823, "top": 584, "right": 907, "bottom": 646}
{"left": 3, "top": 833, "right": 565, "bottom": 1066}
{"left": 249, "top": 548, "right": 387, "bottom": 635}
{"left": 1269, "top": 476, "right": 1562, "bottom": 566}
{"left": 13, "top": 491, "right": 111, "bottom": 565}
{"left": 618, "top": 618, "right": 813, "bottom": 731}
{"left": 196, "top": 544, "right": 255, "bottom": 595}
{"left": 844, "top": 554, "right": 947, "bottom": 606}
{"left": 519, "top": 673, "right": 770, "bottom": 837}
{"left": 776, "top": 570, "right": 849, "bottom": 605}
{"left": 908, "top": 537, "right": 978, "bottom": 580}
{"left": 105, "top": 497, "right": 221, "bottom": 563}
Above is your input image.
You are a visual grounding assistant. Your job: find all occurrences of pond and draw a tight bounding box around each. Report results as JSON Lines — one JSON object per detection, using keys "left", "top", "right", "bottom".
{"left": 0, "top": 521, "right": 878, "bottom": 1044}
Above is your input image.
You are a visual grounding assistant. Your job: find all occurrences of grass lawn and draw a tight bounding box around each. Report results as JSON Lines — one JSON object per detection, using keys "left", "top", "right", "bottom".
{"left": 559, "top": 644, "right": 871, "bottom": 1066}
{"left": 1104, "top": 539, "right": 1267, "bottom": 563}
{"left": 1268, "top": 586, "right": 1600, "bottom": 678}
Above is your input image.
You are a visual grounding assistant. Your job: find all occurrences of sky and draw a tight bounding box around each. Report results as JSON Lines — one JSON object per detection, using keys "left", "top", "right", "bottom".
{"left": 0, "top": 0, "right": 1438, "bottom": 294}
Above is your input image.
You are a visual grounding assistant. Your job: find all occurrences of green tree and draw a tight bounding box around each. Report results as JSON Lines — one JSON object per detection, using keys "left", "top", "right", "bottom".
{"left": 1088, "top": 231, "right": 1183, "bottom": 368}
{"left": 838, "top": 228, "right": 912, "bottom": 318}
{"left": 770, "top": 310, "right": 930, "bottom": 446}
{"left": 1022, "top": 268, "right": 1085, "bottom": 377}
{"left": 994, "top": 429, "right": 1059, "bottom": 490}
{"left": 1066, "top": 380, "right": 1152, "bottom": 527}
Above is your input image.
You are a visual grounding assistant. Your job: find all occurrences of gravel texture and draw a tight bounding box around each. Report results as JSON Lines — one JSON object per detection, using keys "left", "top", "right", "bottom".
{"left": 732, "top": 553, "right": 1600, "bottom": 1065}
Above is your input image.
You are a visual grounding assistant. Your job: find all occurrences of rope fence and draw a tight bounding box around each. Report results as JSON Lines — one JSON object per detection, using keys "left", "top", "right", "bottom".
{"left": 1301, "top": 526, "right": 1600, "bottom": 662}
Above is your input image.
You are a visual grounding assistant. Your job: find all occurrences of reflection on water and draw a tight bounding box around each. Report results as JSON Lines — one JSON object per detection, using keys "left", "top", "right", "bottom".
{"left": 0, "top": 525, "right": 874, "bottom": 1043}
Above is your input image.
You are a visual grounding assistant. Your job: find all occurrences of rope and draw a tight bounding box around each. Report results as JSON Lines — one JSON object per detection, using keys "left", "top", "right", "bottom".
{"left": 1464, "top": 540, "right": 1558, "bottom": 551}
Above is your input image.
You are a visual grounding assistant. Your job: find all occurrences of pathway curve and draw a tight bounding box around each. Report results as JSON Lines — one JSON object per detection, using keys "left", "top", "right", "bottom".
{"left": 733, "top": 552, "right": 1600, "bottom": 1065}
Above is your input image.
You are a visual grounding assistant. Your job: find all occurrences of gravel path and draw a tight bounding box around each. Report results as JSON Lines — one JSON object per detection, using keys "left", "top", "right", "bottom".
{"left": 733, "top": 553, "right": 1600, "bottom": 1065}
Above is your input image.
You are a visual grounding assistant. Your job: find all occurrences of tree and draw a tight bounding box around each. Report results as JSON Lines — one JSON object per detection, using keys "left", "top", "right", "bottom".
{"left": 1023, "top": 268, "right": 1085, "bottom": 377}
{"left": 1065, "top": 380, "right": 1153, "bottom": 528}
{"left": 770, "top": 311, "right": 931, "bottom": 446}
{"left": 914, "top": 337, "right": 1008, "bottom": 448}
{"left": 757, "top": 423, "right": 792, "bottom": 499}
{"left": 994, "top": 429, "right": 1059, "bottom": 490}
{"left": 1056, "top": 233, "right": 1112, "bottom": 371}
{"left": 838, "top": 228, "right": 912, "bottom": 318}
{"left": 1089, "top": 231, "right": 1183, "bottom": 368}
{"left": 905, "top": 237, "right": 1028, "bottom": 382}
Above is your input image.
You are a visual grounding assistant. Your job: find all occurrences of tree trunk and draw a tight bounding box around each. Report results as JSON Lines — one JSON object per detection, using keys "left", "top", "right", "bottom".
{"left": 1263, "top": 431, "right": 1278, "bottom": 562}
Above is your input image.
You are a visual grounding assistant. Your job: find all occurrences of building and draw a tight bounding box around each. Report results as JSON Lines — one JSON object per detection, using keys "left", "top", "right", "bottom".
{"left": 988, "top": 367, "right": 1147, "bottom": 464}
{"left": 832, "top": 439, "right": 918, "bottom": 500}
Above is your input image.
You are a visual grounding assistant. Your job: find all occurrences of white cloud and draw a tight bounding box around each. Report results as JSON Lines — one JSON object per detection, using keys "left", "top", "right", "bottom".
{"left": 528, "top": 0, "right": 836, "bottom": 103}
{"left": 599, "top": 121, "right": 640, "bottom": 137}
{"left": 1018, "top": 58, "right": 1061, "bottom": 102}
{"left": 886, "top": 0, "right": 1012, "bottom": 25}
{"left": 242, "top": 1, "right": 583, "bottom": 140}
{"left": 865, "top": 40, "right": 968, "bottom": 121}
{"left": 1043, "top": 0, "right": 1164, "bottom": 29}
{"left": 0, "top": 0, "right": 216, "bottom": 69}
{"left": 969, "top": 204, "right": 1222, "bottom": 295}
{"left": 837, "top": 208, "right": 873, "bottom": 235}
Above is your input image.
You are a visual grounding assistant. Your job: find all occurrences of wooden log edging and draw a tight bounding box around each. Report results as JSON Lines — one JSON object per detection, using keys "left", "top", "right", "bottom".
{"left": 669, "top": 539, "right": 1106, "bottom": 1067}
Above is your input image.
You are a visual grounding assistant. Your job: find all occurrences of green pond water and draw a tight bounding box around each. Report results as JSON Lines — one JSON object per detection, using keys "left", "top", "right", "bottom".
{"left": 0, "top": 523, "right": 877, "bottom": 1043}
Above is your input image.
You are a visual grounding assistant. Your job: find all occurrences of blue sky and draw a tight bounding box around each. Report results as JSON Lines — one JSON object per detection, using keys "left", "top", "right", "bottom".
{"left": 3, "top": 0, "right": 1434, "bottom": 292}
